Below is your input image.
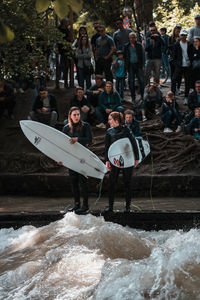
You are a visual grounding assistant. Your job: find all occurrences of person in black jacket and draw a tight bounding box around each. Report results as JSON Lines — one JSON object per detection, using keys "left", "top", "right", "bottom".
{"left": 62, "top": 106, "right": 92, "bottom": 213}
{"left": 188, "top": 80, "right": 200, "bottom": 113}
{"left": 124, "top": 109, "right": 142, "bottom": 137}
{"left": 191, "top": 37, "right": 200, "bottom": 87}
{"left": 105, "top": 111, "right": 139, "bottom": 212}
{"left": 171, "top": 29, "right": 194, "bottom": 105}
{"left": 70, "top": 86, "right": 90, "bottom": 122}
{"left": 124, "top": 32, "right": 145, "bottom": 102}
{"left": 189, "top": 107, "right": 200, "bottom": 140}
{"left": 161, "top": 91, "right": 182, "bottom": 133}
{"left": 29, "top": 87, "right": 58, "bottom": 127}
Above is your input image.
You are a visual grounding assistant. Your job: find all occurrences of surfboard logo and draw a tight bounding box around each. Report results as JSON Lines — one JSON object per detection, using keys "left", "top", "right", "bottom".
{"left": 113, "top": 155, "right": 124, "bottom": 167}
{"left": 34, "top": 136, "right": 41, "bottom": 145}
{"left": 80, "top": 159, "right": 86, "bottom": 164}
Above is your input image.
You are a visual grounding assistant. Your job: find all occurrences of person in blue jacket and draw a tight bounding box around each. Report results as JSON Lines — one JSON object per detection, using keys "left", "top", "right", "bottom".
{"left": 95, "top": 81, "right": 124, "bottom": 129}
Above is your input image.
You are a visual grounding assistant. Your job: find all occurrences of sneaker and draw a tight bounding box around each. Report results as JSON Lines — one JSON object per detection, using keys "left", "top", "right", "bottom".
{"left": 96, "top": 123, "right": 106, "bottom": 129}
{"left": 163, "top": 127, "right": 173, "bottom": 133}
{"left": 183, "top": 97, "right": 188, "bottom": 105}
{"left": 18, "top": 88, "right": 24, "bottom": 93}
{"left": 75, "top": 205, "right": 89, "bottom": 214}
{"left": 175, "top": 125, "right": 181, "bottom": 133}
{"left": 104, "top": 206, "right": 113, "bottom": 213}
{"left": 142, "top": 116, "right": 147, "bottom": 122}
{"left": 155, "top": 109, "right": 159, "bottom": 115}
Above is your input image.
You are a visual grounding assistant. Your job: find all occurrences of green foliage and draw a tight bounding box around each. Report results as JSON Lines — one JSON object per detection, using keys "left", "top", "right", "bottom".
{"left": 0, "top": 0, "right": 71, "bottom": 81}
{"left": 36, "top": 0, "right": 51, "bottom": 13}
{"left": 0, "top": 20, "right": 14, "bottom": 43}
{"left": 154, "top": 0, "right": 200, "bottom": 34}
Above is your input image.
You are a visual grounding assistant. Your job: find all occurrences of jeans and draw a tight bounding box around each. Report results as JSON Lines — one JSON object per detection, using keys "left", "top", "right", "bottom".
{"left": 59, "top": 54, "right": 70, "bottom": 87}
{"left": 171, "top": 66, "right": 191, "bottom": 97}
{"left": 108, "top": 166, "right": 133, "bottom": 209}
{"left": 116, "top": 77, "right": 125, "bottom": 99}
{"left": 69, "top": 169, "right": 88, "bottom": 207}
{"left": 96, "top": 57, "right": 113, "bottom": 82}
{"left": 128, "top": 64, "right": 144, "bottom": 102}
{"left": 161, "top": 53, "right": 171, "bottom": 77}
{"left": 77, "top": 67, "right": 91, "bottom": 90}
{"left": 161, "top": 109, "right": 182, "bottom": 128}
{"left": 95, "top": 105, "right": 124, "bottom": 123}
{"left": 145, "top": 58, "right": 162, "bottom": 85}
{"left": 29, "top": 111, "right": 58, "bottom": 127}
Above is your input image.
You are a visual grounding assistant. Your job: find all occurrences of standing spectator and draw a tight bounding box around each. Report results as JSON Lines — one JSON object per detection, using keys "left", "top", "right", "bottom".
{"left": 188, "top": 15, "right": 200, "bottom": 44}
{"left": 76, "top": 35, "right": 92, "bottom": 89}
{"left": 29, "top": 87, "right": 58, "bottom": 127}
{"left": 113, "top": 17, "right": 132, "bottom": 51}
{"left": 86, "top": 75, "right": 105, "bottom": 108}
{"left": 112, "top": 50, "right": 126, "bottom": 98}
{"left": 124, "top": 109, "right": 142, "bottom": 137}
{"left": 58, "top": 18, "right": 71, "bottom": 89}
{"left": 161, "top": 91, "right": 182, "bottom": 133}
{"left": 189, "top": 107, "right": 200, "bottom": 140}
{"left": 168, "top": 25, "right": 182, "bottom": 95}
{"left": 160, "top": 27, "right": 170, "bottom": 79}
{"left": 95, "top": 81, "right": 124, "bottom": 128}
{"left": 145, "top": 25, "right": 164, "bottom": 84}
{"left": 69, "top": 86, "right": 90, "bottom": 122}
{"left": 188, "top": 80, "right": 200, "bottom": 114}
{"left": 91, "top": 22, "right": 100, "bottom": 73}
{"left": 124, "top": 32, "right": 145, "bottom": 102}
{"left": 95, "top": 25, "right": 116, "bottom": 82}
{"left": 191, "top": 36, "right": 200, "bottom": 87}
{"left": 72, "top": 26, "right": 88, "bottom": 49}
{"left": 0, "top": 80, "right": 15, "bottom": 119}
{"left": 171, "top": 29, "right": 193, "bottom": 105}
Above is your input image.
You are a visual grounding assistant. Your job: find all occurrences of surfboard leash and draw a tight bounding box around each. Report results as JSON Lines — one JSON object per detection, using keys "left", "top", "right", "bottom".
{"left": 91, "top": 178, "right": 104, "bottom": 209}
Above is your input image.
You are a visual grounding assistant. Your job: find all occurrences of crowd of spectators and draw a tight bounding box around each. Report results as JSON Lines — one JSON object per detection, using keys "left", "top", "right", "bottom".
{"left": 1, "top": 14, "right": 200, "bottom": 141}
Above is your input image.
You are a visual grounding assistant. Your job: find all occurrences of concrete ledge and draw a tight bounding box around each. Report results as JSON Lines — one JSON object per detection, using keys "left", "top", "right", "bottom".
{"left": 0, "top": 210, "right": 200, "bottom": 231}
{"left": 0, "top": 173, "right": 200, "bottom": 197}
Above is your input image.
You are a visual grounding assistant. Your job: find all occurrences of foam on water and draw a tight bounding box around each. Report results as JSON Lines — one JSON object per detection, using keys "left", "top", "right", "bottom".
{"left": 0, "top": 213, "right": 200, "bottom": 300}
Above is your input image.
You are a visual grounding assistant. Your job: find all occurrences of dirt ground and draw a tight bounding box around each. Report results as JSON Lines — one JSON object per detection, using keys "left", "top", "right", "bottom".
{"left": 0, "top": 79, "right": 200, "bottom": 175}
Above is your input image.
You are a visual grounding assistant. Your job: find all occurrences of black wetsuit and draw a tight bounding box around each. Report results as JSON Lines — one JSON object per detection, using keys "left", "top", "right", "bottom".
{"left": 62, "top": 122, "right": 92, "bottom": 209}
{"left": 105, "top": 126, "right": 139, "bottom": 210}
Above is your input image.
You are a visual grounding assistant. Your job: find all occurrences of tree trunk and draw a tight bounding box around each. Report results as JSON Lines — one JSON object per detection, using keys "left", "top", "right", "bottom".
{"left": 134, "top": 0, "right": 153, "bottom": 29}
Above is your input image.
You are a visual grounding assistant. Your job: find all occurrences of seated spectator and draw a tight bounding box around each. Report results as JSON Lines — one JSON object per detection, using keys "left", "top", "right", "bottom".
{"left": 69, "top": 86, "right": 90, "bottom": 122}
{"left": 0, "top": 80, "right": 15, "bottom": 119}
{"left": 29, "top": 87, "right": 58, "bottom": 127}
{"left": 161, "top": 91, "right": 182, "bottom": 133}
{"left": 124, "top": 109, "right": 142, "bottom": 137}
{"left": 188, "top": 80, "right": 200, "bottom": 114}
{"left": 141, "top": 82, "right": 163, "bottom": 121}
{"left": 189, "top": 107, "right": 200, "bottom": 140}
{"left": 86, "top": 75, "right": 105, "bottom": 108}
{"left": 95, "top": 81, "right": 124, "bottom": 128}
{"left": 112, "top": 50, "right": 126, "bottom": 99}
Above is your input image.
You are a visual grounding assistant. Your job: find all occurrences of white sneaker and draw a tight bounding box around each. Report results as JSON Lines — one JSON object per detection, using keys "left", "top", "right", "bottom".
{"left": 18, "top": 88, "right": 24, "bottom": 93}
{"left": 142, "top": 116, "right": 147, "bottom": 122}
{"left": 175, "top": 125, "right": 181, "bottom": 133}
{"left": 155, "top": 109, "right": 159, "bottom": 115}
{"left": 96, "top": 123, "right": 106, "bottom": 129}
{"left": 183, "top": 97, "right": 188, "bottom": 105}
{"left": 163, "top": 127, "right": 173, "bottom": 133}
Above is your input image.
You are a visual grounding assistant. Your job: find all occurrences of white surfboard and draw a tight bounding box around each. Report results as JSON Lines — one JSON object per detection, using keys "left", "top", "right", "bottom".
{"left": 20, "top": 120, "right": 107, "bottom": 179}
{"left": 108, "top": 137, "right": 150, "bottom": 168}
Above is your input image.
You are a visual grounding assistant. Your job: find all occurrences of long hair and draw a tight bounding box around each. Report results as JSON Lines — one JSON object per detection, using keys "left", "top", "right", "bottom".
{"left": 78, "top": 34, "right": 90, "bottom": 49}
{"left": 68, "top": 106, "right": 83, "bottom": 134}
{"left": 109, "top": 111, "right": 124, "bottom": 125}
{"left": 105, "top": 81, "right": 117, "bottom": 94}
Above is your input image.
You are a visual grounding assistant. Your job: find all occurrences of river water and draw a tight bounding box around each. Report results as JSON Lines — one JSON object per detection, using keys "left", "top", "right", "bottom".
{"left": 0, "top": 212, "right": 200, "bottom": 300}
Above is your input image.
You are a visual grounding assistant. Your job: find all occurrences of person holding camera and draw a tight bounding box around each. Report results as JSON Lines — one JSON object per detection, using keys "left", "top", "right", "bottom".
{"left": 145, "top": 25, "right": 164, "bottom": 85}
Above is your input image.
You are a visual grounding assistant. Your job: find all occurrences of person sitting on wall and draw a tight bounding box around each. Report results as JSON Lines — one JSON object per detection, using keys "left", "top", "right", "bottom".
{"left": 29, "top": 86, "right": 58, "bottom": 127}
{"left": 86, "top": 74, "right": 106, "bottom": 108}
{"left": 0, "top": 80, "right": 15, "bottom": 119}
{"left": 69, "top": 86, "right": 91, "bottom": 122}
{"left": 95, "top": 81, "right": 124, "bottom": 129}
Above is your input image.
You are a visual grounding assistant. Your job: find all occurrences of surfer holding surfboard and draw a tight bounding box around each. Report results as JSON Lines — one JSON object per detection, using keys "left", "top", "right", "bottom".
{"left": 105, "top": 112, "right": 139, "bottom": 212}
{"left": 62, "top": 106, "right": 92, "bottom": 213}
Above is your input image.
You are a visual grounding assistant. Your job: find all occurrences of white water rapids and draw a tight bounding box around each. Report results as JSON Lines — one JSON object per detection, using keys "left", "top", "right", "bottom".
{"left": 0, "top": 213, "right": 200, "bottom": 300}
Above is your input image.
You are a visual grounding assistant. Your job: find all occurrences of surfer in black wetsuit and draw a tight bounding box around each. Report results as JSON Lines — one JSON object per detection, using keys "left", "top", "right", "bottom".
{"left": 62, "top": 106, "right": 92, "bottom": 213}
{"left": 105, "top": 112, "right": 139, "bottom": 212}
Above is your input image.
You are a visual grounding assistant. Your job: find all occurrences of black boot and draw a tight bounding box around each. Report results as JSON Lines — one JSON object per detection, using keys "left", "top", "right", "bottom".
{"left": 76, "top": 200, "right": 89, "bottom": 214}
{"left": 104, "top": 204, "right": 113, "bottom": 212}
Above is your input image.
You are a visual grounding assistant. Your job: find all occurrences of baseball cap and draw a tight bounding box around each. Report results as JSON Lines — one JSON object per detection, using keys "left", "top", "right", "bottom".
{"left": 194, "top": 14, "right": 200, "bottom": 19}
{"left": 180, "top": 29, "right": 187, "bottom": 35}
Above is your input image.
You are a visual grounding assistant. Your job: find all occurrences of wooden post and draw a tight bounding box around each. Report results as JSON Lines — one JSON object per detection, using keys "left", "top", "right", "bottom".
{"left": 69, "top": 6, "right": 74, "bottom": 88}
